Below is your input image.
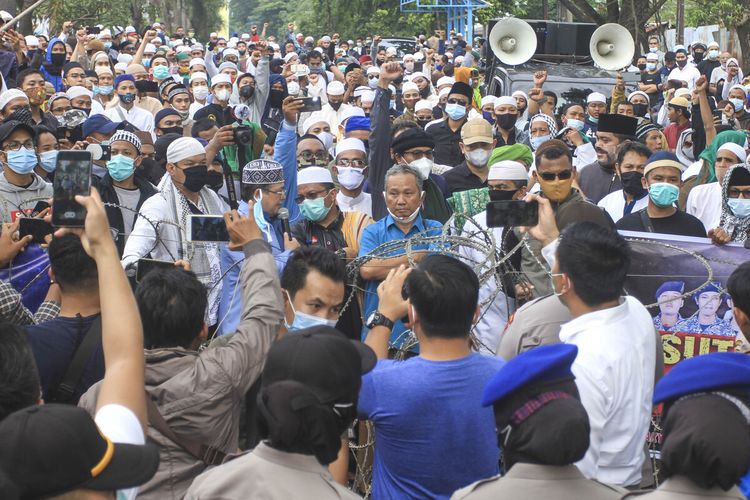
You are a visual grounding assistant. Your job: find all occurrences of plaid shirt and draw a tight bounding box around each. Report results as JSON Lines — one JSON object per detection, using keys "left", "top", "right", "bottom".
{"left": 0, "top": 280, "right": 60, "bottom": 326}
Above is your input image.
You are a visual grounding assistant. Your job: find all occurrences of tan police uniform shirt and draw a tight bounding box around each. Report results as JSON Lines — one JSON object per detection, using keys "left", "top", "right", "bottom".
{"left": 622, "top": 476, "right": 745, "bottom": 499}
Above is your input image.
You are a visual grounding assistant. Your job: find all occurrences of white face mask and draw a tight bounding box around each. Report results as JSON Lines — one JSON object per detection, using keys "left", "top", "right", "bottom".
{"left": 386, "top": 201, "right": 423, "bottom": 224}
{"left": 336, "top": 166, "right": 365, "bottom": 190}
{"left": 465, "top": 148, "right": 491, "bottom": 168}
{"left": 214, "top": 88, "right": 231, "bottom": 101}
{"left": 287, "top": 81, "right": 300, "bottom": 96}
{"left": 410, "top": 157, "right": 433, "bottom": 180}
{"left": 316, "top": 131, "right": 334, "bottom": 152}
{"left": 192, "top": 86, "right": 209, "bottom": 101}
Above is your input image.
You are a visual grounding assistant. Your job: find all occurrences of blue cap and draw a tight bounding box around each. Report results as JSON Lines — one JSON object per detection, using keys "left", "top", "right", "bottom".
{"left": 695, "top": 281, "right": 723, "bottom": 298}
{"left": 114, "top": 74, "right": 135, "bottom": 89}
{"left": 654, "top": 352, "right": 750, "bottom": 404}
{"left": 481, "top": 344, "right": 578, "bottom": 407}
{"left": 655, "top": 281, "right": 685, "bottom": 299}
{"left": 82, "top": 114, "right": 119, "bottom": 139}
{"left": 345, "top": 116, "right": 371, "bottom": 133}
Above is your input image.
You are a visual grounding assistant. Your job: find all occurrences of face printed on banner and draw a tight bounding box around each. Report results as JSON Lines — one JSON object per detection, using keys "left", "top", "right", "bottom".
{"left": 696, "top": 292, "right": 722, "bottom": 319}
{"left": 657, "top": 291, "right": 684, "bottom": 317}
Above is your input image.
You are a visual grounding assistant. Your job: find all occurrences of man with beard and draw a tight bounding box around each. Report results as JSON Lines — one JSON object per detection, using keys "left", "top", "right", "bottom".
{"left": 577, "top": 114, "right": 637, "bottom": 204}
{"left": 319, "top": 81, "right": 351, "bottom": 131}
{"left": 597, "top": 141, "right": 650, "bottom": 222}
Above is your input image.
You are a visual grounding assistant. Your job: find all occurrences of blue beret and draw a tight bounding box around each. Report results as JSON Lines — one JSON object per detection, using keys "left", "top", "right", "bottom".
{"left": 481, "top": 343, "right": 577, "bottom": 407}
{"left": 114, "top": 74, "right": 135, "bottom": 88}
{"left": 345, "top": 116, "right": 371, "bottom": 133}
{"left": 655, "top": 281, "right": 685, "bottom": 299}
{"left": 695, "top": 281, "right": 724, "bottom": 299}
{"left": 646, "top": 150, "right": 681, "bottom": 165}
{"left": 654, "top": 352, "right": 750, "bottom": 404}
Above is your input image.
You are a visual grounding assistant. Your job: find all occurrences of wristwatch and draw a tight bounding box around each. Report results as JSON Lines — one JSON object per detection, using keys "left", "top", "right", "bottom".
{"left": 366, "top": 311, "right": 394, "bottom": 330}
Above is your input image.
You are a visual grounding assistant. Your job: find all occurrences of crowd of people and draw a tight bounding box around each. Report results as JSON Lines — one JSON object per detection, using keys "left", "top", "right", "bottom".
{"left": 0, "top": 11, "right": 748, "bottom": 499}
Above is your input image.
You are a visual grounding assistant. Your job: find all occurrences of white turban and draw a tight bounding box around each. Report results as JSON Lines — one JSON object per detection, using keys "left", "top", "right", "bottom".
{"left": 167, "top": 137, "right": 206, "bottom": 164}
{"left": 0, "top": 89, "right": 28, "bottom": 111}
{"left": 488, "top": 160, "right": 528, "bottom": 180}
{"left": 65, "top": 86, "right": 93, "bottom": 100}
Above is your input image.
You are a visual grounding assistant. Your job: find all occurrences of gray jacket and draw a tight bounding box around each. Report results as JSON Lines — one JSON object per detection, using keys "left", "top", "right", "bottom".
{"left": 0, "top": 171, "right": 52, "bottom": 223}
{"left": 80, "top": 239, "right": 283, "bottom": 500}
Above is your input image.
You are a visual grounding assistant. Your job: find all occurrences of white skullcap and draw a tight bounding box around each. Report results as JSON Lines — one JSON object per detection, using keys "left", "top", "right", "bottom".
{"left": 144, "top": 43, "right": 156, "bottom": 53}
{"left": 297, "top": 166, "right": 333, "bottom": 185}
{"left": 718, "top": 142, "right": 747, "bottom": 163}
{"left": 455, "top": 55, "right": 465, "bottom": 65}
{"left": 321, "top": 35, "right": 332, "bottom": 43}
{"left": 628, "top": 90, "right": 650, "bottom": 103}
{"left": 65, "top": 86, "right": 92, "bottom": 100}
{"left": 414, "top": 52, "right": 425, "bottom": 61}
{"left": 210, "top": 32, "right": 218, "bottom": 37}
{"left": 385, "top": 47, "right": 397, "bottom": 56}
{"left": 402, "top": 82, "right": 419, "bottom": 94}
{"left": 0, "top": 89, "right": 28, "bottom": 111}
{"left": 673, "top": 44, "right": 686, "bottom": 53}
{"left": 283, "top": 52, "right": 298, "bottom": 63}
{"left": 125, "top": 25, "right": 136, "bottom": 33}
{"left": 494, "top": 96, "right": 517, "bottom": 109}
{"left": 481, "top": 95, "right": 496, "bottom": 107}
{"left": 229, "top": 36, "right": 239, "bottom": 43}
{"left": 190, "top": 72, "right": 208, "bottom": 83}
{"left": 117, "top": 53, "right": 133, "bottom": 64}
{"left": 708, "top": 41, "right": 719, "bottom": 49}
{"left": 410, "top": 71, "right": 428, "bottom": 82}
{"left": 587, "top": 92, "right": 606, "bottom": 104}
{"left": 340, "top": 106, "right": 365, "bottom": 123}
{"left": 211, "top": 74, "right": 232, "bottom": 87}
{"left": 729, "top": 84, "right": 747, "bottom": 94}
{"left": 24, "top": 35, "right": 38, "bottom": 47}
{"left": 327, "top": 81, "right": 345, "bottom": 96}
{"left": 438, "top": 87, "right": 451, "bottom": 98}
{"left": 488, "top": 160, "right": 528, "bottom": 181}
{"left": 436, "top": 76, "right": 455, "bottom": 88}
{"left": 366, "top": 66, "right": 380, "bottom": 76}
{"left": 646, "top": 53, "right": 659, "bottom": 61}
{"left": 360, "top": 90, "right": 375, "bottom": 103}
{"left": 303, "top": 112, "right": 329, "bottom": 133}
{"left": 335, "top": 137, "right": 366, "bottom": 157}
{"left": 167, "top": 137, "right": 206, "bottom": 164}
{"left": 189, "top": 58, "right": 205, "bottom": 69}
{"left": 95, "top": 66, "right": 113, "bottom": 77}
{"left": 511, "top": 90, "right": 528, "bottom": 101}
{"left": 114, "top": 62, "right": 128, "bottom": 72}
{"left": 353, "top": 86, "right": 370, "bottom": 98}
{"left": 98, "top": 28, "right": 112, "bottom": 38}
{"left": 403, "top": 54, "right": 415, "bottom": 61}
{"left": 675, "top": 88, "right": 691, "bottom": 98}
{"left": 218, "top": 61, "right": 237, "bottom": 73}
{"left": 191, "top": 43, "right": 204, "bottom": 51}
{"left": 222, "top": 48, "right": 239, "bottom": 59}
{"left": 415, "top": 100, "right": 433, "bottom": 112}
{"left": 241, "top": 33, "right": 250, "bottom": 39}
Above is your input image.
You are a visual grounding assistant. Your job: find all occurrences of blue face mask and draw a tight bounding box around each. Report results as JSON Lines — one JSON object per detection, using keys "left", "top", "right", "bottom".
{"left": 530, "top": 134, "right": 552, "bottom": 150}
{"left": 299, "top": 196, "right": 332, "bottom": 222}
{"left": 252, "top": 191, "right": 273, "bottom": 242}
{"left": 566, "top": 118, "right": 584, "bottom": 131}
{"left": 104, "top": 41, "right": 112, "bottom": 50}
{"left": 284, "top": 290, "right": 338, "bottom": 331}
{"left": 97, "top": 85, "right": 114, "bottom": 96}
{"left": 6, "top": 147, "right": 38, "bottom": 174}
{"left": 120, "top": 92, "right": 136, "bottom": 104}
{"left": 730, "top": 98, "right": 745, "bottom": 112}
{"left": 153, "top": 65, "right": 170, "bottom": 80}
{"left": 445, "top": 102, "right": 466, "bottom": 120}
{"left": 728, "top": 198, "right": 750, "bottom": 218}
{"left": 142, "top": 58, "right": 151, "bottom": 68}
{"left": 588, "top": 115, "right": 599, "bottom": 124}
{"left": 646, "top": 63, "right": 657, "bottom": 71}
{"left": 482, "top": 111, "right": 495, "bottom": 125}
{"left": 106, "top": 154, "right": 136, "bottom": 181}
{"left": 648, "top": 182, "right": 679, "bottom": 207}
{"left": 39, "top": 150, "right": 58, "bottom": 173}
{"left": 649, "top": 47, "right": 658, "bottom": 53}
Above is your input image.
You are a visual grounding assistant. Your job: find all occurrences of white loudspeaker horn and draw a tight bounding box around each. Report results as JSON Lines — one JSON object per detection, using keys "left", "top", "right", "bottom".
{"left": 489, "top": 17, "right": 537, "bottom": 66}
{"left": 589, "top": 23, "right": 635, "bottom": 71}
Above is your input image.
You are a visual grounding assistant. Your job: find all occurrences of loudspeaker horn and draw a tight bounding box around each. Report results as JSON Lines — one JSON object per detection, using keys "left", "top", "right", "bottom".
{"left": 589, "top": 23, "right": 635, "bottom": 71}
{"left": 489, "top": 17, "right": 537, "bottom": 66}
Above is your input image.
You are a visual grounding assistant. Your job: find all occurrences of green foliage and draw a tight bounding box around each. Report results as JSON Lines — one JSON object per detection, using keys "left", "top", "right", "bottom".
{"left": 684, "top": 0, "right": 745, "bottom": 28}
{"left": 48, "top": 0, "right": 138, "bottom": 27}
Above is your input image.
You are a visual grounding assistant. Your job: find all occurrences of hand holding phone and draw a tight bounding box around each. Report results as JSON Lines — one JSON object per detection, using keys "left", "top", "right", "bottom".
{"left": 19, "top": 218, "right": 53, "bottom": 244}
{"left": 187, "top": 215, "right": 230, "bottom": 242}
{"left": 486, "top": 200, "right": 539, "bottom": 228}
{"left": 52, "top": 151, "right": 92, "bottom": 227}
{"left": 297, "top": 96, "right": 322, "bottom": 113}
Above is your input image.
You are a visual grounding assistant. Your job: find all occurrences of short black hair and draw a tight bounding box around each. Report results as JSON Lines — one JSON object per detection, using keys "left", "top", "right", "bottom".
{"left": 557, "top": 222, "right": 630, "bottom": 306}
{"left": 136, "top": 268, "right": 207, "bottom": 349}
{"left": 727, "top": 262, "right": 750, "bottom": 319}
{"left": 16, "top": 68, "right": 44, "bottom": 88}
{"left": 561, "top": 102, "right": 584, "bottom": 116}
{"left": 32, "top": 125, "right": 56, "bottom": 146}
{"left": 391, "top": 120, "right": 419, "bottom": 139}
{"left": 534, "top": 140, "right": 572, "bottom": 169}
{"left": 405, "top": 255, "right": 478, "bottom": 338}
{"left": 616, "top": 141, "right": 651, "bottom": 165}
{"left": 281, "top": 246, "right": 345, "bottom": 299}
{"left": 191, "top": 118, "right": 218, "bottom": 138}
{"left": 543, "top": 90, "right": 558, "bottom": 108}
{"left": 48, "top": 234, "right": 98, "bottom": 293}
{"left": 0, "top": 323, "right": 40, "bottom": 421}
{"left": 240, "top": 183, "right": 263, "bottom": 203}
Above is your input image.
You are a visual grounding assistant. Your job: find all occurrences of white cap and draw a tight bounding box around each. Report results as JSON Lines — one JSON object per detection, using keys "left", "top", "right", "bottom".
{"left": 190, "top": 72, "right": 208, "bottom": 83}
{"left": 455, "top": 55, "right": 465, "bottom": 65}
{"left": 0, "top": 89, "right": 28, "bottom": 111}
{"left": 321, "top": 35, "right": 332, "bottom": 43}
{"left": 24, "top": 35, "right": 38, "bottom": 47}
{"left": 488, "top": 160, "right": 528, "bottom": 181}
{"left": 415, "top": 100, "right": 433, "bottom": 112}
{"left": 646, "top": 53, "right": 659, "bottom": 61}
{"left": 414, "top": 52, "right": 425, "bottom": 61}
{"left": 511, "top": 90, "right": 528, "bottom": 101}
{"left": 65, "top": 86, "right": 93, "bottom": 100}
{"left": 335, "top": 137, "right": 366, "bottom": 157}
{"left": 353, "top": 85, "right": 370, "bottom": 98}
{"left": 114, "top": 62, "right": 128, "bottom": 72}
{"left": 0, "top": 11, "right": 12, "bottom": 22}
{"left": 167, "top": 137, "right": 206, "bottom": 164}
{"left": 403, "top": 54, "right": 415, "bottom": 61}
{"left": 675, "top": 88, "right": 691, "bottom": 98}
{"left": 718, "top": 142, "right": 747, "bottom": 163}
{"left": 117, "top": 53, "right": 133, "bottom": 64}
{"left": 360, "top": 90, "right": 375, "bottom": 103}
{"left": 587, "top": 92, "right": 606, "bottom": 104}
{"left": 674, "top": 44, "right": 686, "bottom": 52}
{"left": 144, "top": 43, "right": 157, "bottom": 54}
{"left": 410, "top": 71, "right": 428, "bottom": 82}
{"left": 327, "top": 81, "right": 345, "bottom": 96}
{"left": 223, "top": 48, "right": 239, "bottom": 59}
{"left": 125, "top": 25, "right": 136, "bottom": 33}
{"left": 438, "top": 87, "right": 451, "bottom": 98}
{"left": 241, "top": 33, "right": 250, "bottom": 40}
{"left": 494, "top": 96, "right": 517, "bottom": 109}
{"left": 385, "top": 47, "right": 397, "bottom": 56}
{"left": 366, "top": 66, "right": 380, "bottom": 76}
{"left": 98, "top": 29, "right": 112, "bottom": 38}
{"left": 628, "top": 90, "right": 650, "bottom": 103}
{"left": 297, "top": 166, "right": 333, "bottom": 185}
{"left": 481, "top": 95, "right": 496, "bottom": 107}
{"left": 210, "top": 32, "right": 218, "bottom": 38}
{"left": 189, "top": 58, "right": 205, "bottom": 69}
{"left": 402, "top": 82, "right": 419, "bottom": 94}
{"left": 302, "top": 111, "right": 329, "bottom": 133}
{"left": 284, "top": 52, "right": 298, "bottom": 63}
{"left": 340, "top": 106, "right": 365, "bottom": 123}
{"left": 211, "top": 74, "right": 233, "bottom": 87}
{"left": 436, "top": 76, "right": 455, "bottom": 88}
{"left": 95, "top": 66, "right": 113, "bottom": 77}
{"left": 708, "top": 41, "right": 720, "bottom": 49}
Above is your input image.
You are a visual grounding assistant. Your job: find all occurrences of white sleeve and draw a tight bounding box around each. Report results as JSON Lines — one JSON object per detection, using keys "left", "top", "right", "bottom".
{"left": 541, "top": 238, "right": 559, "bottom": 268}
{"left": 572, "top": 360, "right": 610, "bottom": 480}
{"left": 573, "top": 142, "right": 597, "bottom": 168}
{"left": 121, "top": 196, "right": 162, "bottom": 268}
{"left": 94, "top": 404, "right": 144, "bottom": 500}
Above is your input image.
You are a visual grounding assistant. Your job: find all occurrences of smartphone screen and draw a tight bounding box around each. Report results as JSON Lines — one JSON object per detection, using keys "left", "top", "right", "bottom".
{"left": 298, "top": 96, "right": 322, "bottom": 113}
{"left": 486, "top": 200, "right": 539, "bottom": 228}
{"left": 188, "top": 215, "right": 230, "bottom": 242}
{"left": 18, "top": 218, "right": 53, "bottom": 244}
{"left": 136, "top": 258, "right": 175, "bottom": 283}
{"left": 52, "top": 151, "right": 92, "bottom": 227}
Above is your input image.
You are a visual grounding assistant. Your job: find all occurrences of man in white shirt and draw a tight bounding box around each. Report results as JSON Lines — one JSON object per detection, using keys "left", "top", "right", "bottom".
{"left": 333, "top": 137, "right": 372, "bottom": 216}
{"left": 319, "top": 80, "right": 351, "bottom": 131}
{"left": 667, "top": 47, "right": 701, "bottom": 90}
{"left": 105, "top": 74, "right": 155, "bottom": 138}
{"left": 598, "top": 141, "right": 650, "bottom": 222}
{"left": 686, "top": 142, "right": 746, "bottom": 232}
{"left": 541, "top": 214, "right": 655, "bottom": 488}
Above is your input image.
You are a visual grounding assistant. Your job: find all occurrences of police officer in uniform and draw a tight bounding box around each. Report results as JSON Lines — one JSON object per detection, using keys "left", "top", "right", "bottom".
{"left": 453, "top": 344, "right": 625, "bottom": 499}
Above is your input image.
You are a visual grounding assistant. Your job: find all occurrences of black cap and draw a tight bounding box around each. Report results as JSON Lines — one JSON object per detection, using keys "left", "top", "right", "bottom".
{"left": 391, "top": 127, "right": 435, "bottom": 154}
{"left": 344, "top": 62, "right": 361, "bottom": 75}
{"left": 262, "top": 326, "right": 376, "bottom": 403}
{"left": 0, "top": 404, "right": 159, "bottom": 498}
{"left": 664, "top": 51, "right": 676, "bottom": 62}
{"left": 448, "top": 81, "right": 473, "bottom": 101}
{"left": 597, "top": 113, "right": 637, "bottom": 137}
{"left": 0, "top": 120, "right": 35, "bottom": 147}
{"left": 135, "top": 79, "right": 159, "bottom": 93}
{"left": 154, "top": 133, "right": 184, "bottom": 162}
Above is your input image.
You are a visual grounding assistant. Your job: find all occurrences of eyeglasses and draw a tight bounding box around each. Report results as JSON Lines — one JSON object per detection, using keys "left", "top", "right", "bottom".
{"left": 295, "top": 189, "right": 331, "bottom": 204}
{"left": 299, "top": 150, "right": 329, "bottom": 162}
{"left": 447, "top": 98, "right": 468, "bottom": 106}
{"left": 4, "top": 140, "right": 34, "bottom": 151}
{"left": 262, "top": 187, "right": 286, "bottom": 197}
{"left": 728, "top": 188, "right": 750, "bottom": 198}
{"left": 337, "top": 159, "right": 366, "bottom": 168}
{"left": 539, "top": 170, "right": 573, "bottom": 181}
{"left": 402, "top": 150, "right": 433, "bottom": 160}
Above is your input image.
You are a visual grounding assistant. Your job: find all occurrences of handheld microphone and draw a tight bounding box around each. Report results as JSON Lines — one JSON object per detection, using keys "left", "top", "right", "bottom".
{"left": 278, "top": 207, "right": 292, "bottom": 240}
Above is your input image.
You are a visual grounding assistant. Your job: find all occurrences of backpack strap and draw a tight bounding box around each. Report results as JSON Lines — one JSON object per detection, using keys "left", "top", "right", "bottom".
{"left": 49, "top": 316, "right": 102, "bottom": 404}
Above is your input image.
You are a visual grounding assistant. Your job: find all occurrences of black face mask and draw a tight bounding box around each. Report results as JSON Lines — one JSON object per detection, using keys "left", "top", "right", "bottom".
{"left": 159, "top": 126, "right": 184, "bottom": 136}
{"left": 497, "top": 113, "right": 517, "bottom": 130}
{"left": 417, "top": 118, "right": 431, "bottom": 129}
{"left": 6, "top": 106, "right": 34, "bottom": 126}
{"left": 637, "top": 63, "right": 647, "bottom": 71}
{"left": 50, "top": 53, "right": 66, "bottom": 66}
{"left": 181, "top": 165, "right": 208, "bottom": 192}
{"left": 240, "top": 85, "right": 255, "bottom": 99}
{"left": 632, "top": 103, "right": 649, "bottom": 117}
{"left": 205, "top": 169, "right": 224, "bottom": 189}
{"left": 419, "top": 86, "right": 430, "bottom": 99}
{"left": 676, "top": 59, "right": 687, "bottom": 68}
{"left": 693, "top": 52, "right": 704, "bottom": 63}
{"left": 329, "top": 101, "right": 342, "bottom": 111}
{"left": 71, "top": 105, "right": 90, "bottom": 116}
{"left": 489, "top": 189, "right": 517, "bottom": 201}
{"left": 269, "top": 89, "right": 285, "bottom": 108}
{"left": 620, "top": 171, "right": 646, "bottom": 197}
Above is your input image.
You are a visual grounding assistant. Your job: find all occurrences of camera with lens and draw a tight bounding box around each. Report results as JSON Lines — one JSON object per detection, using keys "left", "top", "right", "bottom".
{"left": 85, "top": 143, "right": 111, "bottom": 161}
{"left": 231, "top": 104, "right": 255, "bottom": 147}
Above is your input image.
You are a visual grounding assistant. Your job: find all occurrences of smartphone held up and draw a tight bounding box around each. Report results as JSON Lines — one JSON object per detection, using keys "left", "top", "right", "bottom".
{"left": 52, "top": 151, "right": 92, "bottom": 227}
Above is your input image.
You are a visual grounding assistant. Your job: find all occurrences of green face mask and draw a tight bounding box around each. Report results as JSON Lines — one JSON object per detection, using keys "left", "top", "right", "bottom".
{"left": 299, "top": 195, "right": 332, "bottom": 222}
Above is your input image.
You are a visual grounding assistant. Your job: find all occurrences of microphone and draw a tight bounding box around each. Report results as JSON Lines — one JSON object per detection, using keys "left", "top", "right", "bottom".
{"left": 278, "top": 208, "right": 292, "bottom": 241}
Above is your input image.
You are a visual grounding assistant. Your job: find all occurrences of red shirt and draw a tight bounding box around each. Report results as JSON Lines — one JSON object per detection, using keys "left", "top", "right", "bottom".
{"left": 664, "top": 121, "right": 690, "bottom": 151}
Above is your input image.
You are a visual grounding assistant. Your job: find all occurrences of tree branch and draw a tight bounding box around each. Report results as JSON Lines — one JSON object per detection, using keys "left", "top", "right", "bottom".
{"left": 559, "top": 0, "right": 605, "bottom": 24}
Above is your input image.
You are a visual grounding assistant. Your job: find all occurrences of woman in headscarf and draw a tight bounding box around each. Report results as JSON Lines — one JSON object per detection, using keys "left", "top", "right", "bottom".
{"left": 708, "top": 163, "right": 750, "bottom": 245}
{"left": 260, "top": 74, "right": 288, "bottom": 145}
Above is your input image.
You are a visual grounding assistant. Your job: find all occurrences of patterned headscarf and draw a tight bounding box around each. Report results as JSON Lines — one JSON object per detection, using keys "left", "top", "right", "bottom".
{"left": 530, "top": 113, "right": 558, "bottom": 137}
{"left": 719, "top": 163, "right": 750, "bottom": 243}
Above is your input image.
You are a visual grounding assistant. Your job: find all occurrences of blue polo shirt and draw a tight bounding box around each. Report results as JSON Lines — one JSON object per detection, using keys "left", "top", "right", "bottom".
{"left": 358, "top": 212, "right": 443, "bottom": 347}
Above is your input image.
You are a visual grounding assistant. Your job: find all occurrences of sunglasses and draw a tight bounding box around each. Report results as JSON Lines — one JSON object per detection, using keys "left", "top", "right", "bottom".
{"left": 447, "top": 98, "right": 468, "bottom": 106}
{"left": 539, "top": 170, "right": 573, "bottom": 181}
